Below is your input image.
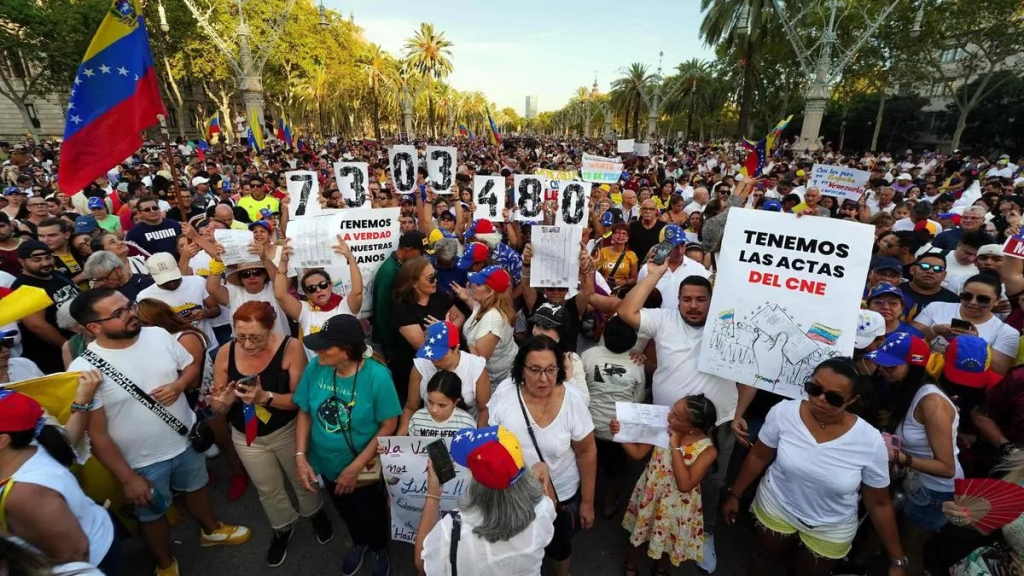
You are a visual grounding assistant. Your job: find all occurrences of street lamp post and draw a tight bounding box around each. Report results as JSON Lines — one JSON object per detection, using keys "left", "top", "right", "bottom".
{"left": 636, "top": 51, "right": 681, "bottom": 141}
{"left": 770, "top": 0, "right": 900, "bottom": 152}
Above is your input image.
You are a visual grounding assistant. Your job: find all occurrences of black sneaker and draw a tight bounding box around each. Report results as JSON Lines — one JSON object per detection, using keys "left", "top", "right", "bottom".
{"left": 266, "top": 525, "right": 293, "bottom": 568}
{"left": 310, "top": 508, "right": 334, "bottom": 544}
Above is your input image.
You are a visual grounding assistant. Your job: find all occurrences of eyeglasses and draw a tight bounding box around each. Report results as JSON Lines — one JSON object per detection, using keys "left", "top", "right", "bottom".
{"left": 235, "top": 332, "right": 269, "bottom": 344}
{"left": 959, "top": 292, "right": 993, "bottom": 306}
{"left": 426, "top": 273, "right": 437, "bottom": 283}
{"left": 92, "top": 300, "right": 138, "bottom": 323}
{"left": 544, "top": 287, "right": 569, "bottom": 292}
{"left": 239, "top": 269, "right": 265, "bottom": 279}
{"left": 915, "top": 262, "right": 946, "bottom": 273}
{"left": 139, "top": 206, "right": 160, "bottom": 212}
{"left": 524, "top": 365, "right": 559, "bottom": 379}
{"left": 303, "top": 280, "right": 331, "bottom": 294}
{"left": 804, "top": 381, "right": 849, "bottom": 408}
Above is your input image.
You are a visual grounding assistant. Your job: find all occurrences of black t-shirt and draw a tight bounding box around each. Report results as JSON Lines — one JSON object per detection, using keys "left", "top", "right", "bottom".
{"left": 227, "top": 336, "right": 295, "bottom": 436}
{"left": 390, "top": 291, "right": 462, "bottom": 405}
{"left": 11, "top": 273, "right": 81, "bottom": 373}
{"left": 899, "top": 281, "right": 960, "bottom": 322}
{"left": 166, "top": 206, "right": 205, "bottom": 222}
{"left": 628, "top": 220, "right": 666, "bottom": 264}
{"left": 118, "top": 273, "right": 155, "bottom": 301}
{"left": 125, "top": 219, "right": 182, "bottom": 259}
{"left": 531, "top": 294, "right": 581, "bottom": 354}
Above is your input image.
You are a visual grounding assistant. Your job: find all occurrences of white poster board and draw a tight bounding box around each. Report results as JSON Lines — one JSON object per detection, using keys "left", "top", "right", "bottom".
{"left": 698, "top": 210, "right": 873, "bottom": 399}
{"left": 808, "top": 163, "right": 870, "bottom": 202}
{"left": 633, "top": 142, "right": 651, "bottom": 157}
{"left": 551, "top": 179, "right": 589, "bottom": 227}
{"left": 389, "top": 145, "right": 418, "bottom": 195}
{"left": 613, "top": 402, "right": 670, "bottom": 448}
{"left": 513, "top": 174, "right": 546, "bottom": 222}
{"left": 212, "top": 229, "right": 255, "bottom": 266}
{"left": 333, "top": 162, "right": 371, "bottom": 209}
{"left": 473, "top": 175, "right": 504, "bottom": 222}
{"left": 379, "top": 436, "right": 470, "bottom": 544}
{"left": 581, "top": 153, "right": 623, "bottom": 184}
{"left": 285, "top": 170, "right": 321, "bottom": 218}
{"left": 530, "top": 225, "right": 583, "bottom": 288}
{"left": 426, "top": 146, "right": 457, "bottom": 195}
{"left": 617, "top": 139, "right": 635, "bottom": 154}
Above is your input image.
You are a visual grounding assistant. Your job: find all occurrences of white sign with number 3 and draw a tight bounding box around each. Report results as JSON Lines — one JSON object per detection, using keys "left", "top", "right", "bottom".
{"left": 333, "top": 162, "right": 371, "bottom": 209}
{"left": 473, "top": 175, "right": 504, "bottom": 222}
{"left": 426, "top": 146, "right": 457, "bottom": 195}
{"left": 285, "top": 170, "right": 321, "bottom": 218}
{"left": 552, "top": 179, "right": 589, "bottom": 226}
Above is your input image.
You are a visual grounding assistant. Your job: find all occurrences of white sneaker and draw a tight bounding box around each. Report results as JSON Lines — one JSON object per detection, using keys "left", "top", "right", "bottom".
{"left": 698, "top": 534, "right": 717, "bottom": 573}
{"left": 204, "top": 444, "right": 220, "bottom": 459}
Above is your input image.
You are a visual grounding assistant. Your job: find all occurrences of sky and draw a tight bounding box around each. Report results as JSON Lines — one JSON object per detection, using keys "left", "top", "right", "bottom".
{"left": 325, "top": 0, "right": 715, "bottom": 115}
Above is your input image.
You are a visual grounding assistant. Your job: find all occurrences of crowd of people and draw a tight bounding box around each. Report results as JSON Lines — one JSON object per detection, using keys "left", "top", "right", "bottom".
{"left": 1, "top": 135, "right": 1024, "bottom": 576}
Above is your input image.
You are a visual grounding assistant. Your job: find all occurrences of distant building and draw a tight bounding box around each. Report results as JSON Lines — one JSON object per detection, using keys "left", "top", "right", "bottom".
{"left": 525, "top": 95, "right": 538, "bottom": 120}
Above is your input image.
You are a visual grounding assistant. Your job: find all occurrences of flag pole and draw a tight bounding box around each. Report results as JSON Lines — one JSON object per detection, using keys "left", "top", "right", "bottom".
{"left": 157, "top": 114, "right": 187, "bottom": 214}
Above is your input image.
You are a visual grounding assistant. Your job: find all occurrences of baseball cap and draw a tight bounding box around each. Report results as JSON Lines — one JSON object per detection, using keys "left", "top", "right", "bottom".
{"left": 146, "top": 252, "right": 182, "bottom": 284}
{"left": 467, "top": 265, "right": 511, "bottom": 293}
{"left": 3, "top": 186, "right": 22, "bottom": 196}
{"left": 16, "top": 239, "right": 51, "bottom": 259}
{"left": 0, "top": 390, "right": 44, "bottom": 433}
{"left": 942, "top": 335, "right": 1002, "bottom": 389}
{"left": 438, "top": 210, "right": 456, "bottom": 222}
{"left": 248, "top": 220, "right": 273, "bottom": 232}
{"left": 465, "top": 219, "right": 496, "bottom": 239}
{"left": 760, "top": 199, "right": 783, "bottom": 212}
{"left": 855, "top": 310, "right": 886, "bottom": 350}
{"left": 659, "top": 224, "right": 686, "bottom": 247}
{"left": 914, "top": 220, "right": 939, "bottom": 236}
{"left": 74, "top": 215, "right": 98, "bottom": 234}
{"left": 450, "top": 426, "right": 526, "bottom": 491}
{"left": 976, "top": 244, "right": 1002, "bottom": 258}
{"left": 416, "top": 321, "right": 459, "bottom": 360}
{"left": 865, "top": 332, "right": 931, "bottom": 367}
{"left": 191, "top": 176, "right": 210, "bottom": 187}
{"left": 302, "top": 314, "right": 365, "bottom": 351}
{"left": 600, "top": 211, "right": 615, "bottom": 226}
{"left": 867, "top": 282, "right": 904, "bottom": 302}
{"left": 530, "top": 302, "right": 566, "bottom": 329}
{"left": 897, "top": 173, "right": 912, "bottom": 181}
{"left": 870, "top": 257, "right": 903, "bottom": 274}
{"left": 398, "top": 230, "right": 428, "bottom": 252}
{"left": 457, "top": 242, "right": 490, "bottom": 270}
{"left": 87, "top": 196, "right": 105, "bottom": 210}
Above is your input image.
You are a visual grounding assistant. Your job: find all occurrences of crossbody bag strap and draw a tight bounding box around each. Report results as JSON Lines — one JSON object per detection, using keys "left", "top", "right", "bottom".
{"left": 449, "top": 511, "right": 461, "bottom": 576}
{"left": 80, "top": 349, "right": 189, "bottom": 436}
{"left": 516, "top": 388, "right": 562, "bottom": 503}
{"left": 608, "top": 249, "right": 627, "bottom": 279}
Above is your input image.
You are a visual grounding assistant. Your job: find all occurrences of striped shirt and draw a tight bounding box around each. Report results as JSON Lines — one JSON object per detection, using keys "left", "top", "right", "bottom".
{"left": 408, "top": 407, "right": 477, "bottom": 438}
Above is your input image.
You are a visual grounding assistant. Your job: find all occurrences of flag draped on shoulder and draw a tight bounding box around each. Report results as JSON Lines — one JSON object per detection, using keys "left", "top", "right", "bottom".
{"left": 740, "top": 115, "right": 792, "bottom": 178}
{"left": 57, "top": 0, "right": 166, "bottom": 196}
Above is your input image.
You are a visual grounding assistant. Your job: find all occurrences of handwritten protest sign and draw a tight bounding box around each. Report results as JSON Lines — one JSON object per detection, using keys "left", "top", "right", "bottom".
{"left": 535, "top": 167, "right": 579, "bottom": 181}
{"left": 581, "top": 153, "right": 623, "bottom": 184}
{"left": 285, "top": 170, "right": 321, "bottom": 218}
{"left": 379, "top": 436, "right": 470, "bottom": 544}
{"left": 213, "top": 229, "right": 254, "bottom": 266}
{"left": 633, "top": 142, "right": 651, "bottom": 157}
{"left": 1002, "top": 231, "right": 1024, "bottom": 259}
{"left": 514, "top": 174, "right": 545, "bottom": 222}
{"left": 698, "top": 210, "right": 872, "bottom": 399}
{"left": 288, "top": 208, "right": 400, "bottom": 316}
{"left": 530, "top": 225, "right": 583, "bottom": 288}
{"left": 389, "top": 145, "right": 418, "bottom": 194}
{"left": 613, "top": 402, "right": 670, "bottom": 448}
{"left": 473, "top": 175, "right": 504, "bottom": 222}
{"left": 551, "top": 179, "right": 589, "bottom": 226}
{"left": 426, "top": 146, "right": 457, "bottom": 194}
{"left": 617, "top": 139, "right": 635, "bottom": 153}
{"left": 333, "top": 162, "right": 371, "bottom": 209}
{"left": 808, "top": 163, "right": 870, "bottom": 202}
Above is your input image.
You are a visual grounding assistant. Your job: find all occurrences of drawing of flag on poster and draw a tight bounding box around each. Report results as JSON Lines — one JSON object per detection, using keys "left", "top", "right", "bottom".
{"left": 717, "top": 309, "right": 735, "bottom": 323}
{"left": 807, "top": 323, "right": 841, "bottom": 346}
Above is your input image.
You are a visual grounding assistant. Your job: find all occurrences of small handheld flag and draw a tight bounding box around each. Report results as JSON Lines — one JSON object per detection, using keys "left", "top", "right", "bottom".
{"left": 204, "top": 112, "right": 222, "bottom": 142}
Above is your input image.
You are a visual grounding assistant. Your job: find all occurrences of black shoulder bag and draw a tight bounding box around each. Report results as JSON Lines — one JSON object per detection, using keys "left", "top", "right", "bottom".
{"left": 81, "top": 349, "right": 214, "bottom": 453}
{"left": 448, "top": 510, "right": 462, "bottom": 575}
{"left": 516, "top": 388, "right": 579, "bottom": 537}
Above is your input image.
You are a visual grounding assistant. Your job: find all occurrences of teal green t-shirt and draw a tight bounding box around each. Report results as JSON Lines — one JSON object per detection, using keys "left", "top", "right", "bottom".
{"left": 294, "top": 358, "right": 402, "bottom": 479}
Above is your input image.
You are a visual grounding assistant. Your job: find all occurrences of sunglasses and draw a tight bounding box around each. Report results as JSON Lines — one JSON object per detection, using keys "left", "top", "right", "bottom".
{"left": 426, "top": 273, "right": 437, "bottom": 283}
{"left": 804, "top": 381, "right": 849, "bottom": 408}
{"left": 239, "top": 269, "right": 265, "bottom": 279}
{"left": 139, "top": 206, "right": 160, "bottom": 212}
{"left": 959, "top": 292, "right": 993, "bottom": 306}
{"left": 916, "top": 262, "right": 946, "bottom": 273}
{"left": 303, "top": 280, "right": 331, "bottom": 294}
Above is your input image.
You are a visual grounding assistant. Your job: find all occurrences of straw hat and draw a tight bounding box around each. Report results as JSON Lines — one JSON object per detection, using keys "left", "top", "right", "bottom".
{"left": 225, "top": 261, "right": 268, "bottom": 286}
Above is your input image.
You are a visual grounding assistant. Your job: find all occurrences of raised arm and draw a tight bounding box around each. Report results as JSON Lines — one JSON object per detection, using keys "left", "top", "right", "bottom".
{"left": 618, "top": 260, "right": 668, "bottom": 330}
{"left": 272, "top": 244, "right": 303, "bottom": 320}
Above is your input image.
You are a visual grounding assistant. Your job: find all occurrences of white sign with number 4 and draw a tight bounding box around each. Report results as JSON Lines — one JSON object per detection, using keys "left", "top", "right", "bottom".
{"left": 473, "top": 175, "right": 504, "bottom": 223}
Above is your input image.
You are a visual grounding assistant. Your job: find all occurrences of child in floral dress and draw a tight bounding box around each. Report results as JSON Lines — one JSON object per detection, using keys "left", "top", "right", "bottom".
{"left": 612, "top": 394, "right": 719, "bottom": 575}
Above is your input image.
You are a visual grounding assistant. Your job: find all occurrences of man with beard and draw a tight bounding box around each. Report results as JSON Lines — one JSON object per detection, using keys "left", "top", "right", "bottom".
{"left": 0, "top": 213, "right": 22, "bottom": 276}
{"left": 618, "top": 262, "right": 735, "bottom": 574}
{"left": 900, "top": 252, "right": 959, "bottom": 321}
{"left": 68, "top": 289, "right": 251, "bottom": 576}
{"left": 37, "top": 218, "right": 88, "bottom": 288}
{"left": 10, "top": 239, "right": 81, "bottom": 372}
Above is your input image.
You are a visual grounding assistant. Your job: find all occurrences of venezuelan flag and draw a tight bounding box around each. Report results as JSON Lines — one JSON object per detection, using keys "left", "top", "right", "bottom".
{"left": 486, "top": 107, "right": 501, "bottom": 145}
{"left": 458, "top": 123, "right": 469, "bottom": 137}
{"left": 205, "top": 112, "right": 222, "bottom": 142}
{"left": 247, "top": 109, "right": 264, "bottom": 152}
{"left": 57, "top": 0, "right": 166, "bottom": 196}
{"left": 283, "top": 118, "right": 294, "bottom": 147}
{"left": 717, "top": 308, "right": 735, "bottom": 322}
{"left": 739, "top": 115, "right": 792, "bottom": 178}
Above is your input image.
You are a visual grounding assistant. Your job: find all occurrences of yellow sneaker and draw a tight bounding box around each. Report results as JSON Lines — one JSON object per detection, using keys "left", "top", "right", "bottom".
{"left": 199, "top": 523, "right": 252, "bottom": 547}
{"left": 154, "top": 559, "right": 180, "bottom": 576}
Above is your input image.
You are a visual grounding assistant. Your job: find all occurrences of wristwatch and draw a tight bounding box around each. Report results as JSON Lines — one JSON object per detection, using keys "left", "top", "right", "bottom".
{"left": 261, "top": 392, "right": 274, "bottom": 408}
{"left": 890, "top": 555, "right": 909, "bottom": 567}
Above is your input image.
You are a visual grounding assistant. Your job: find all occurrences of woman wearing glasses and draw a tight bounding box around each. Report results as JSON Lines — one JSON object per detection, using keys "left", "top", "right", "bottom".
{"left": 911, "top": 271, "right": 1020, "bottom": 374}
{"left": 294, "top": 314, "right": 402, "bottom": 576}
{"left": 723, "top": 357, "right": 907, "bottom": 576}
{"left": 206, "top": 255, "right": 289, "bottom": 337}
{"left": 486, "top": 336, "right": 597, "bottom": 576}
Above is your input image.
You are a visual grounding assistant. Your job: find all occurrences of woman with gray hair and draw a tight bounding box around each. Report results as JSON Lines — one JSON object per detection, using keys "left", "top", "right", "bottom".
{"left": 415, "top": 425, "right": 556, "bottom": 576}
{"left": 83, "top": 250, "right": 153, "bottom": 301}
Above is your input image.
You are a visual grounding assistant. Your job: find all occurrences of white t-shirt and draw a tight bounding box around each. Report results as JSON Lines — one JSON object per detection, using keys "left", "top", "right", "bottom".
{"left": 421, "top": 497, "right": 556, "bottom": 576}
{"left": 636, "top": 258, "right": 711, "bottom": 311}
{"left": 759, "top": 400, "right": 890, "bottom": 526}
{"left": 70, "top": 327, "right": 195, "bottom": 468}
{"left": 463, "top": 306, "right": 517, "bottom": 384}
{"left": 138, "top": 276, "right": 217, "bottom": 345}
{"left": 5, "top": 357, "right": 42, "bottom": 383}
{"left": 225, "top": 283, "right": 290, "bottom": 335}
{"left": 298, "top": 300, "right": 353, "bottom": 358}
{"left": 638, "top": 308, "right": 736, "bottom": 425}
{"left": 414, "top": 353, "right": 488, "bottom": 415}
{"left": 408, "top": 406, "right": 478, "bottom": 438}
{"left": 580, "top": 346, "right": 645, "bottom": 441}
{"left": 488, "top": 384, "right": 594, "bottom": 499}
{"left": 915, "top": 302, "right": 1020, "bottom": 357}
{"left": 943, "top": 252, "right": 978, "bottom": 279}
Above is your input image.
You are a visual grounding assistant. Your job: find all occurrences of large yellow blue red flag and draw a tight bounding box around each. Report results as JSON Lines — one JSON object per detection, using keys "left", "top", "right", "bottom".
{"left": 204, "top": 112, "right": 222, "bottom": 142}
{"left": 57, "top": 0, "right": 166, "bottom": 197}
{"left": 739, "top": 115, "right": 792, "bottom": 178}
{"left": 486, "top": 107, "right": 501, "bottom": 145}
{"left": 248, "top": 109, "right": 265, "bottom": 153}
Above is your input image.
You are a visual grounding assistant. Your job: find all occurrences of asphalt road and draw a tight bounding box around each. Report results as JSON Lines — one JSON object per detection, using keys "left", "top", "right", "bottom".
{"left": 119, "top": 455, "right": 754, "bottom": 576}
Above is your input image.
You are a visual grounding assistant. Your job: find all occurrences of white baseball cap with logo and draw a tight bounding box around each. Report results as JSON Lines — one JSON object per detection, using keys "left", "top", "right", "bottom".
{"left": 146, "top": 252, "right": 182, "bottom": 285}
{"left": 855, "top": 310, "right": 886, "bottom": 350}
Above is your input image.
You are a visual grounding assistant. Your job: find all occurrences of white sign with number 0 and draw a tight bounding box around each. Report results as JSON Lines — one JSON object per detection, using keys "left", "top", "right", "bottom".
{"left": 388, "top": 145, "right": 418, "bottom": 194}
{"left": 285, "top": 170, "right": 321, "bottom": 218}
{"left": 473, "top": 175, "right": 504, "bottom": 222}
{"left": 551, "top": 179, "right": 590, "bottom": 226}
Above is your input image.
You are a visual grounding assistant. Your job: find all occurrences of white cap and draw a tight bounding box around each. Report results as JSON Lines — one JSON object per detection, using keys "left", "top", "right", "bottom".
{"left": 976, "top": 244, "right": 1003, "bottom": 258}
{"left": 855, "top": 310, "right": 886, "bottom": 350}
{"left": 191, "top": 176, "right": 210, "bottom": 187}
{"left": 146, "top": 252, "right": 182, "bottom": 285}
{"left": 896, "top": 173, "right": 912, "bottom": 181}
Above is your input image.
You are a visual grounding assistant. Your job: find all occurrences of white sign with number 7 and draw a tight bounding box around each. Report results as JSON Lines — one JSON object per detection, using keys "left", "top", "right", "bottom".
{"left": 285, "top": 170, "right": 322, "bottom": 219}
{"left": 473, "top": 175, "right": 504, "bottom": 223}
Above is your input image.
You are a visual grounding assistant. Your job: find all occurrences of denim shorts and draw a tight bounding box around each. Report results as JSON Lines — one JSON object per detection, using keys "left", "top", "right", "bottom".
{"left": 901, "top": 473, "right": 953, "bottom": 531}
{"left": 133, "top": 447, "right": 208, "bottom": 522}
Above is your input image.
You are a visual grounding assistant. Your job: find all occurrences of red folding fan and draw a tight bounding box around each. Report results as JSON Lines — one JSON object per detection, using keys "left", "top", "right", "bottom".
{"left": 954, "top": 478, "right": 1024, "bottom": 535}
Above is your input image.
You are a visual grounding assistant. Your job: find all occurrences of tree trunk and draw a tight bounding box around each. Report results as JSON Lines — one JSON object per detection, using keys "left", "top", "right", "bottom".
{"left": 632, "top": 99, "right": 640, "bottom": 139}
{"left": 870, "top": 92, "right": 886, "bottom": 152}
{"left": 951, "top": 108, "right": 969, "bottom": 151}
{"left": 372, "top": 91, "right": 381, "bottom": 141}
{"left": 737, "top": 37, "right": 757, "bottom": 139}
{"left": 12, "top": 98, "right": 37, "bottom": 140}
{"left": 686, "top": 90, "right": 696, "bottom": 140}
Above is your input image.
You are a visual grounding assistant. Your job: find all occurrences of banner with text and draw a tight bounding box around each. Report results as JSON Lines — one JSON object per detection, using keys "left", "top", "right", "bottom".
{"left": 698, "top": 210, "right": 872, "bottom": 399}
{"left": 285, "top": 170, "right": 322, "bottom": 218}
{"left": 808, "top": 163, "right": 870, "bottom": 202}
{"left": 473, "top": 175, "right": 505, "bottom": 222}
{"left": 426, "top": 146, "right": 457, "bottom": 194}
{"left": 379, "top": 436, "right": 470, "bottom": 544}
{"left": 389, "top": 145, "right": 418, "bottom": 194}
{"left": 333, "top": 162, "right": 371, "bottom": 209}
{"left": 581, "top": 153, "right": 623, "bottom": 184}
{"left": 535, "top": 168, "right": 579, "bottom": 181}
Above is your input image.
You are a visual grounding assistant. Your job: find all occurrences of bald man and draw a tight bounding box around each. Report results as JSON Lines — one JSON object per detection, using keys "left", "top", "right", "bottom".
{"left": 213, "top": 203, "right": 248, "bottom": 230}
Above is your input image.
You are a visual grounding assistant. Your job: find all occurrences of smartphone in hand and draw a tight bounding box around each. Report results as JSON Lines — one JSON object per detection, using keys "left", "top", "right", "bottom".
{"left": 426, "top": 440, "right": 457, "bottom": 484}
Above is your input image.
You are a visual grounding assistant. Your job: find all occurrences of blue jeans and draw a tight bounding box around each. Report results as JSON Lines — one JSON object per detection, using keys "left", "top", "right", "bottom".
{"left": 901, "top": 473, "right": 953, "bottom": 531}
{"left": 133, "top": 447, "right": 208, "bottom": 522}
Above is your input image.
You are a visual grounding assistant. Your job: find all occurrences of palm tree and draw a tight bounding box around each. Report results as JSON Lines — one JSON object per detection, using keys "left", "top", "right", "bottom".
{"left": 611, "top": 62, "right": 654, "bottom": 138}
{"left": 358, "top": 43, "right": 396, "bottom": 141}
{"left": 668, "top": 59, "right": 713, "bottom": 139}
{"left": 403, "top": 23, "right": 454, "bottom": 138}
{"left": 296, "top": 64, "right": 333, "bottom": 134}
